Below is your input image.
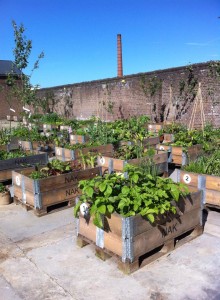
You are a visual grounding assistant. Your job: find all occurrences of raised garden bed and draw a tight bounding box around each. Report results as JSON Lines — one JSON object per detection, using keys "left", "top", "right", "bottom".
{"left": 156, "top": 144, "right": 202, "bottom": 166}
{"left": 70, "top": 134, "right": 90, "bottom": 145}
{"left": 13, "top": 165, "right": 101, "bottom": 216}
{"left": 177, "top": 170, "right": 220, "bottom": 208}
{"left": 118, "top": 136, "right": 160, "bottom": 148}
{"left": 55, "top": 144, "right": 114, "bottom": 161}
{"left": 0, "top": 152, "right": 48, "bottom": 182}
{"left": 148, "top": 124, "right": 163, "bottom": 133}
{"left": 97, "top": 150, "right": 168, "bottom": 175}
{"left": 76, "top": 190, "right": 203, "bottom": 274}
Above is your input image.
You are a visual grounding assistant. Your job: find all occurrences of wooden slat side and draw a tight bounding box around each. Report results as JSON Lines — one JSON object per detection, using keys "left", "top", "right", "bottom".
{"left": 133, "top": 207, "right": 201, "bottom": 260}
{"left": 13, "top": 185, "right": 35, "bottom": 206}
{"left": 104, "top": 233, "right": 123, "bottom": 257}
{"left": 206, "top": 190, "right": 220, "bottom": 206}
{"left": 78, "top": 216, "right": 97, "bottom": 243}
{"left": 171, "top": 155, "right": 182, "bottom": 165}
{"left": 0, "top": 169, "right": 13, "bottom": 181}
{"left": 179, "top": 171, "right": 199, "bottom": 188}
{"left": 172, "top": 147, "right": 183, "bottom": 156}
{"left": 41, "top": 184, "right": 80, "bottom": 206}
{"left": 205, "top": 175, "right": 220, "bottom": 192}
{"left": 104, "top": 214, "right": 122, "bottom": 237}
{"left": 156, "top": 144, "right": 171, "bottom": 152}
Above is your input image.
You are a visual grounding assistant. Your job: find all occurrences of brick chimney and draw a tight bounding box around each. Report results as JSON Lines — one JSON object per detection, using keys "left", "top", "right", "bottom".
{"left": 117, "top": 34, "right": 123, "bottom": 77}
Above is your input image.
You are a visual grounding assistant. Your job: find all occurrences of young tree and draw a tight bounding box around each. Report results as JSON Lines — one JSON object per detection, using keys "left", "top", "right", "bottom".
{"left": 4, "top": 20, "right": 44, "bottom": 112}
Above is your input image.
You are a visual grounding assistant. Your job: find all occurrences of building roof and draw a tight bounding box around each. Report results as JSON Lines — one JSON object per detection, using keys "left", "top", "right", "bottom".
{"left": 0, "top": 60, "right": 22, "bottom": 76}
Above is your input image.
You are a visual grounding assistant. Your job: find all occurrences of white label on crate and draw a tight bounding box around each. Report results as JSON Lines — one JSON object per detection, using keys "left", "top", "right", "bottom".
{"left": 15, "top": 176, "right": 20, "bottom": 186}
{"left": 183, "top": 174, "right": 191, "bottom": 184}
{"left": 149, "top": 125, "right": 152, "bottom": 129}
{"left": 99, "top": 157, "right": 105, "bottom": 165}
{"left": 71, "top": 135, "right": 74, "bottom": 140}
{"left": 43, "top": 124, "right": 47, "bottom": 129}
{"left": 159, "top": 146, "right": 165, "bottom": 151}
{"left": 56, "top": 148, "right": 61, "bottom": 155}
{"left": 80, "top": 203, "right": 89, "bottom": 217}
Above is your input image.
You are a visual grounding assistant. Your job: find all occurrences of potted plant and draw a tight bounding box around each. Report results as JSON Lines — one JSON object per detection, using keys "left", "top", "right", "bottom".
{"left": 0, "top": 183, "right": 11, "bottom": 205}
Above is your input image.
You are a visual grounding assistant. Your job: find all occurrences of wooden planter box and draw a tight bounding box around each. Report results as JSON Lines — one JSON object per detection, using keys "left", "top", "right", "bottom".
{"left": 0, "top": 152, "right": 48, "bottom": 182}
{"left": 70, "top": 134, "right": 89, "bottom": 145}
{"left": 163, "top": 133, "right": 175, "bottom": 143}
{"left": 0, "top": 138, "right": 19, "bottom": 151}
{"left": 43, "top": 124, "right": 58, "bottom": 132}
{"left": 76, "top": 191, "right": 203, "bottom": 273}
{"left": 97, "top": 151, "right": 168, "bottom": 175}
{"left": 0, "top": 191, "right": 11, "bottom": 205}
{"left": 177, "top": 170, "right": 220, "bottom": 208}
{"left": 156, "top": 144, "right": 202, "bottom": 166}
{"left": 12, "top": 166, "right": 101, "bottom": 216}
{"left": 55, "top": 144, "right": 114, "bottom": 161}
{"left": 119, "top": 136, "right": 160, "bottom": 148}
{"left": 148, "top": 124, "right": 163, "bottom": 133}
{"left": 60, "top": 125, "right": 71, "bottom": 131}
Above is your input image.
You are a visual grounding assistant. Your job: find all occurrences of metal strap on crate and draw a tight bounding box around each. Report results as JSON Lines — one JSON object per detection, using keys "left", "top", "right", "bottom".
{"left": 71, "top": 150, "right": 75, "bottom": 160}
{"left": 96, "top": 215, "right": 104, "bottom": 248}
{"left": 33, "top": 179, "right": 42, "bottom": 209}
{"left": 122, "top": 217, "right": 134, "bottom": 263}
{"left": 21, "top": 175, "right": 26, "bottom": 204}
{"left": 75, "top": 197, "right": 80, "bottom": 236}
{"left": 123, "top": 161, "right": 128, "bottom": 178}
{"left": 182, "top": 152, "right": 188, "bottom": 166}
{"left": 108, "top": 158, "right": 114, "bottom": 174}
{"left": 198, "top": 175, "right": 206, "bottom": 205}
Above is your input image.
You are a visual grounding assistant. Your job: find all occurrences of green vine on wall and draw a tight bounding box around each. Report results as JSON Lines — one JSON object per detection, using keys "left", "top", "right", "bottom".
{"left": 208, "top": 61, "right": 220, "bottom": 79}
{"left": 140, "top": 74, "right": 162, "bottom": 97}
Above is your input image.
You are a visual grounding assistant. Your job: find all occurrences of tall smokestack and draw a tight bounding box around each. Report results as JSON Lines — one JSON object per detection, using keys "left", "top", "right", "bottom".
{"left": 117, "top": 34, "right": 123, "bottom": 77}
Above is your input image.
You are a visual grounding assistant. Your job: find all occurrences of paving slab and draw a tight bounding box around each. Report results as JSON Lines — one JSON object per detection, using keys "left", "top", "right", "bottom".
{"left": 0, "top": 203, "right": 220, "bottom": 300}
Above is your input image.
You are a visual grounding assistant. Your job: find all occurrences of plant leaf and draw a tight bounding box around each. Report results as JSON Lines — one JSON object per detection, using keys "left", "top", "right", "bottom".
{"left": 85, "top": 186, "right": 94, "bottom": 198}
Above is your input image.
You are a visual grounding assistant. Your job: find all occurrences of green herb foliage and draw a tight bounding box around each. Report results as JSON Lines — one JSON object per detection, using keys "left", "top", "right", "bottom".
{"left": 74, "top": 164, "right": 189, "bottom": 228}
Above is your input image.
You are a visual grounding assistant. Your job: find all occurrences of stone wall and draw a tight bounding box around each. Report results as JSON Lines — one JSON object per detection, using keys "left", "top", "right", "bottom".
{"left": 37, "top": 61, "right": 220, "bottom": 128}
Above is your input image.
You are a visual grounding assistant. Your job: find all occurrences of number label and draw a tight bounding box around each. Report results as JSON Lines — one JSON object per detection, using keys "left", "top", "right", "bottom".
{"left": 183, "top": 174, "right": 191, "bottom": 184}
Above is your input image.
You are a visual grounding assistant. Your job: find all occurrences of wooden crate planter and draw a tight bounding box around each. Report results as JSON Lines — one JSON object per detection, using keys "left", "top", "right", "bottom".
{"left": 163, "top": 133, "right": 175, "bottom": 143}
{"left": 97, "top": 151, "right": 168, "bottom": 175}
{"left": 60, "top": 125, "right": 71, "bottom": 131}
{"left": 43, "top": 124, "right": 58, "bottom": 132}
{"left": 119, "top": 136, "right": 160, "bottom": 148}
{"left": 0, "top": 138, "right": 19, "bottom": 151}
{"left": 177, "top": 170, "right": 220, "bottom": 208}
{"left": 12, "top": 166, "right": 101, "bottom": 216}
{"left": 19, "top": 141, "right": 54, "bottom": 154}
{"left": 55, "top": 144, "right": 114, "bottom": 161}
{"left": 156, "top": 144, "right": 202, "bottom": 166}
{"left": 76, "top": 191, "right": 203, "bottom": 274}
{"left": 0, "top": 152, "right": 48, "bottom": 182}
{"left": 148, "top": 124, "right": 163, "bottom": 133}
{"left": 70, "top": 134, "right": 89, "bottom": 145}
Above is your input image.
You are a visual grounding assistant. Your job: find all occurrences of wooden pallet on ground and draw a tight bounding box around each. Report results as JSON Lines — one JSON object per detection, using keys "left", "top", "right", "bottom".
{"left": 77, "top": 224, "right": 203, "bottom": 274}
{"left": 14, "top": 196, "right": 75, "bottom": 216}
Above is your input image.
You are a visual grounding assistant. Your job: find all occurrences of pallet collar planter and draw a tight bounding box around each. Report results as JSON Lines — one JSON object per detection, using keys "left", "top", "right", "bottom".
{"left": 69, "top": 134, "right": 90, "bottom": 145}
{"left": 118, "top": 136, "right": 160, "bottom": 148}
{"left": 76, "top": 190, "right": 203, "bottom": 274}
{"left": 55, "top": 144, "right": 114, "bottom": 162}
{"left": 0, "top": 152, "right": 48, "bottom": 182}
{"left": 97, "top": 150, "right": 168, "bottom": 175}
{"left": 177, "top": 169, "right": 220, "bottom": 208}
{"left": 156, "top": 144, "right": 202, "bottom": 166}
{"left": 148, "top": 124, "right": 163, "bottom": 134}
{"left": 12, "top": 166, "right": 101, "bottom": 216}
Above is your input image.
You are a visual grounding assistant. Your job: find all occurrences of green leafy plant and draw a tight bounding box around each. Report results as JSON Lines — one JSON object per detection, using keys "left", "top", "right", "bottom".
{"left": 183, "top": 150, "right": 220, "bottom": 176}
{"left": 0, "top": 183, "right": 7, "bottom": 193}
{"left": 74, "top": 164, "right": 189, "bottom": 228}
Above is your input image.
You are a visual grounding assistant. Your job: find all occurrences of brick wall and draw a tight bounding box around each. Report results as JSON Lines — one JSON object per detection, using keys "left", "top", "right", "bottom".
{"left": 0, "top": 77, "right": 23, "bottom": 120}
{"left": 37, "top": 61, "right": 220, "bottom": 128}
